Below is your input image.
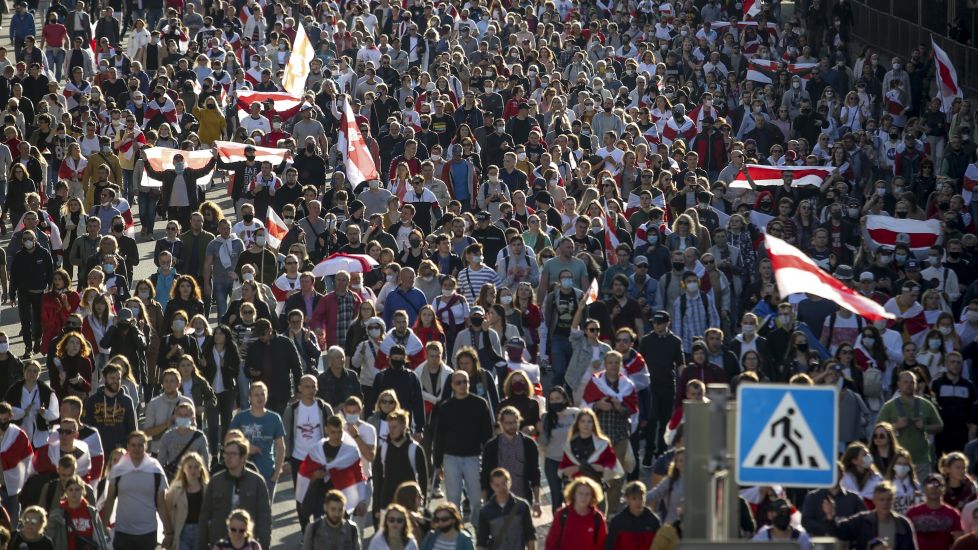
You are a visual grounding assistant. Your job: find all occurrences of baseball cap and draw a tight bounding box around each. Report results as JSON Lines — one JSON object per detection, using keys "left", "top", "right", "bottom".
{"left": 476, "top": 211, "right": 491, "bottom": 221}
{"left": 634, "top": 255, "right": 649, "bottom": 267}
{"left": 506, "top": 337, "right": 525, "bottom": 349}
{"left": 859, "top": 271, "right": 875, "bottom": 282}
{"left": 535, "top": 191, "right": 554, "bottom": 205}
{"left": 470, "top": 306, "right": 486, "bottom": 317}
{"left": 834, "top": 265, "right": 854, "bottom": 281}
{"left": 118, "top": 308, "right": 133, "bottom": 322}
{"left": 652, "top": 310, "right": 671, "bottom": 323}
{"left": 905, "top": 259, "right": 920, "bottom": 270}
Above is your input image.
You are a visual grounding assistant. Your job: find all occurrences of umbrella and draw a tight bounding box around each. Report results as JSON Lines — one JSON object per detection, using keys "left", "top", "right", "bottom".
{"left": 312, "top": 253, "right": 379, "bottom": 277}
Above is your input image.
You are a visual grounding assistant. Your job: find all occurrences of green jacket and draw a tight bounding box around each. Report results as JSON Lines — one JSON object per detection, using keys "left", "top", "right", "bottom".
{"left": 45, "top": 503, "right": 111, "bottom": 550}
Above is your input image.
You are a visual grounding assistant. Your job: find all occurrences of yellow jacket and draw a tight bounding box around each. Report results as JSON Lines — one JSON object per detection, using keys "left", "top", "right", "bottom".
{"left": 193, "top": 106, "right": 226, "bottom": 146}
{"left": 82, "top": 151, "right": 123, "bottom": 210}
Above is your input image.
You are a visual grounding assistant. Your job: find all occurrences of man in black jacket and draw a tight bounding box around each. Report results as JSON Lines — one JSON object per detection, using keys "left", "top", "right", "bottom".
{"left": 244, "top": 319, "right": 303, "bottom": 414}
{"left": 142, "top": 149, "right": 217, "bottom": 229}
{"left": 637, "top": 310, "right": 685, "bottom": 463}
{"left": 11, "top": 229, "right": 54, "bottom": 358}
{"left": 479, "top": 407, "right": 541, "bottom": 510}
{"left": 371, "top": 345, "right": 426, "bottom": 435}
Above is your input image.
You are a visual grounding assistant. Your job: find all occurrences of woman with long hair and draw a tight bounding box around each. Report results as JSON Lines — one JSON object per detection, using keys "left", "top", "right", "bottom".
{"left": 369, "top": 504, "right": 418, "bottom": 550}
{"left": 885, "top": 448, "right": 922, "bottom": 515}
{"left": 940, "top": 452, "right": 977, "bottom": 510}
{"left": 82, "top": 293, "right": 114, "bottom": 371}
{"left": 164, "top": 452, "right": 210, "bottom": 550}
{"left": 392, "top": 481, "right": 430, "bottom": 542}
{"left": 344, "top": 301, "right": 378, "bottom": 360}
{"left": 917, "top": 328, "right": 948, "bottom": 380}
{"left": 840, "top": 442, "right": 882, "bottom": 503}
{"left": 740, "top": 350, "right": 769, "bottom": 382}
{"left": 446, "top": 347, "right": 499, "bottom": 415}
{"left": 869, "top": 421, "right": 902, "bottom": 475}
{"left": 44, "top": 474, "right": 110, "bottom": 550}
{"left": 51, "top": 332, "right": 94, "bottom": 401}
{"left": 854, "top": 325, "right": 889, "bottom": 372}
{"left": 558, "top": 409, "right": 622, "bottom": 486}
{"left": 367, "top": 389, "right": 403, "bottom": 442}
{"left": 133, "top": 280, "right": 165, "bottom": 393}
{"left": 646, "top": 448, "right": 685, "bottom": 524}
{"left": 545, "top": 477, "right": 607, "bottom": 550}
{"left": 833, "top": 343, "right": 864, "bottom": 395}
{"left": 212, "top": 509, "right": 263, "bottom": 550}
{"left": 40, "top": 269, "right": 81, "bottom": 354}
{"left": 176, "top": 355, "right": 217, "bottom": 427}
{"left": 539, "top": 386, "right": 579, "bottom": 509}
{"left": 411, "top": 306, "right": 446, "bottom": 353}
{"left": 164, "top": 275, "right": 206, "bottom": 331}
{"left": 507, "top": 282, "right": 542, "bottom": 361}
{"left": 498, "top": 370, "right": 540, "bottom": 433}
{"left": 198, "top": 201, "right": 224, "bottom": 235}
{"left": 158, "top": 310, "right": 202, "bottom": 376}
{"left": 11, "top": 506, "right": 54, "bottom": 550}
{"left": 665, "top": 213, "right": 699, "bottom": 252}
{"left": 223, "top": 281, "right": 275, "bottom": 329}
{"left": 199, "top": 325, "right": 239, "bottom": 462}
{"left": 521, "top": 214, "right": 553, "bottom": 254}
{"left": 58, "top": 197, "right": 87, "bottom": 279}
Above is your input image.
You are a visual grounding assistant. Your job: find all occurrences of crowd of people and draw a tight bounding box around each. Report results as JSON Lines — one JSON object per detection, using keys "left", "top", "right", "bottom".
{"left": 0, "top": 0, "right": 975, "bottom": 548}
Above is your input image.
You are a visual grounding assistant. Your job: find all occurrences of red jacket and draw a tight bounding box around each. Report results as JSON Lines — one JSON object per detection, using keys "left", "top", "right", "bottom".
{"left": 545, "top": 506, "right": 607, "bottom": 550}
{"left": 40, "top": 290, "right": 80, "bottom": 351}
{"left": 310, "top": 291, "right": 364, "bottom": 348}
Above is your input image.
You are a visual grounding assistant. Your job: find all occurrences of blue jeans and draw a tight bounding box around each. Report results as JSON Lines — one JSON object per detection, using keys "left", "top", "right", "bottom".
{"left": 545, "top": 458, "right": 564, "bottom": 508}
{"left": 123, "top": 169, "right": 134, "bottom": 204}
{"left": 179, "top": 523, "right": 198, "bottom": 550}
{"left": 46, "top": 49, "right": 65, "bottom": 81}
{"left": 443, "top": 454, "right": 482, "bottom": 526}
{"left": 138, "top": 190, "right": 158, "bottom": 234}
{"left": 1, "top": 487, "right": 19, "bottom": 529}
{"left": 212, "top": 281, "right": 233, "bottom": 320}
{"left": 550, "top": 334, "right": 572, "bottom": 388}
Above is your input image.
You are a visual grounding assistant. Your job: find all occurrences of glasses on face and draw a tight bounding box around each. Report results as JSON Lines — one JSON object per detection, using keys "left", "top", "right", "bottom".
{"left": 452, "top": 379, "right": 468, "bottom": 386}
{"left": 873, "top": 433, "right": 887, "bottom": 439}
{"left": 285, "top": 261, "right": 297, "bottom": 265}
{"left": 379, "top": 399, "right": 396, "bottom": 405}
{"left": 58, "top": 428, "right": 75, "bottom": 435}
{"left": 229, "top": 527, "right": 247, "bottom": 534}
{"left": 387, "top": 516, "right": 406, "bottom": 524}
{"left": 587, "top": 328, "right": 600, "bottom": 334}
{"left": 22, "top": 518, "right": 40, "bottom": 525}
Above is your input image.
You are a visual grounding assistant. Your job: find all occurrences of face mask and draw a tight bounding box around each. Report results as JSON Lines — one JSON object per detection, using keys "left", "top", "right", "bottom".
{"left": 743, "top": 324, "right": 756, "bottom": 335}
{"left": 894, "top": 464, "right": 911, "bottom": 478}
{"left": 369, "top": 180, "right": 380, "bottom": 189}
{"left": 0, "top": 421, "right": 10, "bottom": 431}
{"left": 368, "top": 328, "right": 382, "bottom": 338}
{"left": 255, "top": 236, "right": 265, "bottom": 246}
{"left": 926, "top": 337, "right": 942, "bottom": 350}
{"left": 472, "top": 255, "right": 483, "bottom": 264}
{"left": 500, "top": 295, "right": 513, "bottom": 306}
{"left": 549, "top": 401, "right": 567, "bottom": 413}
{"left": 470, "top": 317, "right": 484, "bottom": 327}
{"left": 442, "top": 289, "right": 454, "bottom": 298}
{"left": 103, "top": 264, "right": 114, "bottom": 274}
{"left": 175, "top": 417, "right": 192, "bottom": 428}
{"left": 173, "top": 320, "right": 186, "bottom": 332}
{"left": 968, "top": 311, "right": 978, "bottom": 323}
{"left": 344, "top": 414, "right": 359, "bottom": 424}
{"left": 862, "top": 336, "right": 875, "bottom": 347}
{"left": 173, "top": 162, "right": 185, "bottom": 172}
{"left": 0, "top": 342, "right": 8, "bottom": 353}
{"left": 861, "top": 454, "right": 873, "bottom": 469}
{"left": 772, "top": 512, "right": 791, "bottom": 531}
{"left": 939, "top": 326, "right": 952, "bottom": 336}
{"left": 243, "top": 272, "right": 255, "bottom": 282}
{"left": 796, "top": 342, "right": 809, "bottom": 352}
{"left": 560, "top": 278, "right": 573, "bottom": 289}
{"left": 892, "top": 63, "right": 901, "bottom": 71}
{"left": 391, "top": 358, "right": 406, "bottom": 369}
{"left": 672, "top": 261, "right": 684, "bottom": 271}
{"left": 242, "top": 213, "right": 254, "bottom": 223}
{"left": 495, "top": 126, "right": 504, "bottom": 134}
{"left": 24, "top": 240, "right": 35, "bottom": 250}
{"left": 848, "top": 208, "right": 860, "bottom": 217}
{"left": 686, "top": 282, "right": 699, "bottom": 293}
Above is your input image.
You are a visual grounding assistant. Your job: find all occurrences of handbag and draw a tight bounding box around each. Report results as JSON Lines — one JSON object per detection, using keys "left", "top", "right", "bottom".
{"left": 163, "top": 431, "right": 202, "bottom": 478}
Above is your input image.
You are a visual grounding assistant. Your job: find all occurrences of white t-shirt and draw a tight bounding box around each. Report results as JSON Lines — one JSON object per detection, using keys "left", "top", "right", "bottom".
{"left": 292, "top": 402, "right": 323, "bottom": 460}
{"left": 351, "top": 421, "right": 377, "bottom": 478}
{"left": 597, "top": 146, "right": 624, "bottom": 175}
{"left": 232, "top": 220, "right": 266, "bottom": 248}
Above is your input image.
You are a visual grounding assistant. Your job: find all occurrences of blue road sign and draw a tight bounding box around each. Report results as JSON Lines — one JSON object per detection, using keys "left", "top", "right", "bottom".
{"left": 735, "top": 384, "right": 838, "bottom": 488}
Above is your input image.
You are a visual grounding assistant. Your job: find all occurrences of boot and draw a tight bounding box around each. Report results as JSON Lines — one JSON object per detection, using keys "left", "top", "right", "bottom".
{"left": 20, "top": 340, "right": 32, "bottom": 359}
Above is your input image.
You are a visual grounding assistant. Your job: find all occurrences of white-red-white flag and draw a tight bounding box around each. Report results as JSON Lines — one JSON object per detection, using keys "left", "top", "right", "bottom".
{"left": 340, "top": 100, "right": 379, "bottom": 185}
{"left": 963, "top": 163, "right": 978, "bottom": 202}
{"left": 214, "top": 141, "right": 290, "bottom": 164}
{"left": 585, "top": 278, "right": 599, "bottom": 304}
{"left": 283, "top": 23, "right": 315, "bottom": 97}
{"left": 729, "top": 164, "right": 835, "bottom": 189}
{"left": 766, "top": 234, "right": 894, "bottom": 321}
{"left": 235, "top": 90, "right": 304, "bottom": 119}
{"left": 296, "top": 435, "right": 367, "bottom": 513}
{"left": 141, "top": 147, "right": 216, "bottom": 188}
{"left": 864, "top": 215, "right": 941, "bottom": 253}
{"left": 744, "top": 0, "right": 761, "bottom": 17}
{"left": 932, "top": 37, "right": 962, "bottom": 114}
{"left": 0, "top": 427, "right": 32, "bottom": 495}
{"left": 265, "top": 206, "right": 289, "bottom": 249}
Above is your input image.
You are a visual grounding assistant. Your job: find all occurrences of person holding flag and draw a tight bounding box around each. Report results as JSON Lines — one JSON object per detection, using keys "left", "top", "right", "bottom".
{"left": 141, "top": 148, "right": 216, "bottom": 229}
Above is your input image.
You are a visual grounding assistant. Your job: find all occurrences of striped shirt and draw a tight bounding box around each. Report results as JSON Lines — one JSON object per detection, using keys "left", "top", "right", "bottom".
{"left": 457, "top": 265, "right": 501, "bottom": 306}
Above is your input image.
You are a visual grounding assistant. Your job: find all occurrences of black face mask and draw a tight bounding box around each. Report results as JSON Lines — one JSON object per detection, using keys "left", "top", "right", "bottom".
{"left": 306, "top": 144, "right": 315, "bottom": 152}
{"left": 390, "top": 358, "right": 406, "bottom": 369}
{"left": 773, "top": 512, "right": 791, "bottom": 531}
{"left": 672, "top": 261, "right": 684, "bottom": 271}
{"left": 471, "top": 317, "right": 484, "bottom": 327}
{"left": 549, "top": 402, "right": 567, "bottom": 413}
{"left": 113, "top": 224, "right": 124, "bottom": 232}
{"left": 796, "top": 342, "right": 809, "bottom": 352}
{"left": 0, "top": 421, "right": 10, "bottom": 431}
{"left": 896, "top": 211, "right": 908, "bottom": 218}
{"left": 242, "top": 213, "right": 254, "bottom": 223}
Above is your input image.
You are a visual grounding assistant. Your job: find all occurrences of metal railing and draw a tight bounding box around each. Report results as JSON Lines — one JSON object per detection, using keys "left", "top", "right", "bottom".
{"left": 851, "top": 0, "right": 978, "bottom": 94}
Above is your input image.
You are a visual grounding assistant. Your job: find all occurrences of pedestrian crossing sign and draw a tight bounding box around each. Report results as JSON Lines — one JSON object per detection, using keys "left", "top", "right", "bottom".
{"left": 735, "top": 384, "right": 838, "bottom": 488}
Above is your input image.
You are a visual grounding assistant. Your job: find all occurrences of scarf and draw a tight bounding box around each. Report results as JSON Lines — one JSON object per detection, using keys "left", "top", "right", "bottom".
{"left": 213, "top": 234, "right": 240, "bottom": 269}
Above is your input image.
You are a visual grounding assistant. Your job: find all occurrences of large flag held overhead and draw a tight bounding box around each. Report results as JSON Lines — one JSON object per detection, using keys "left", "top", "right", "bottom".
{"left": 766, "top": 234, "right": 894, "bottom": 321}
{"left": 932, "top": 37, "right": 962, "bottom": 114}
{"left": 864, "top": 215, "right": 942, "bottom": 254}
{"left": 213, "top": 141, "right": 290, "bottom": 164}
{"left": 743, "top": 0, "right": 761, "bottom": 17}
{"left": 339, "top": 100, "right": 379, "bottom": 185}
{"left": 729, "top": 164, "right": 835, "bottom": 189}
{"left": 283, "top": 24, "right": 315, "bottom": 97}
{"left": 235, "top": 90, "right": 304, "bottom": 120}
{"left": 141, "top": 147, "right": 216, "bottom": 188}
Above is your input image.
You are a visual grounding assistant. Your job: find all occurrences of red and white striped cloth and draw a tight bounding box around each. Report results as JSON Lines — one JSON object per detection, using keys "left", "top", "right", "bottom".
{"left": 116, "top": 130, "right": 146, "bottom": 162}
{"left": 766, "top": 233, "right": 894, "bottom": 322}
{"left": 729, "top": 164, "right": 835, "bottom": 189}
{"left": 963, "top": 163, "right": 978, "bottom": 203}
{"left": 141, "top": 147, "right": 216, "bottom": 189}
{"left": 604, "top": 212, "right": 620, "bottom": 266}
{"left": 33, "top": 438, "right": 90, "bottom": 478}
{"left": 236, "top": 90, "right": 303, "bottom": 120}
{"left": 339, "top": 99, "right": 379, "bottom": 185}
{"left": 864, "top": 215, "right": 941, "bottom": 254}
{"left": 688, "top": 104, "right": 719, "bottom": 132}
{"left": 0, "top": 427, "right": 33, "bottom": 496}
{"left": 63, "top": 81, "right": 90, "bottom": 110}
{"left": 271, "top": 272, "right": 299, "bottom": 313}
{"left": 296, "top": 436, "right": 367, "bottom": 513}
{"left": 581, "top": 371, "right": 640, "bottom": 432}
{"left": 660, "top": 117, "right": 696, "bottom": 147}
{"left": 743, "top": 0, "right": 760, "bottom": 17}
{"left": 932, "top": 38, "right": 963, "bottom": 114}
{"left": 142, "top": 97, "right": 177, "bottom": 128}
{"left": 265, "top": 207, "right": 289, "bottom": 250}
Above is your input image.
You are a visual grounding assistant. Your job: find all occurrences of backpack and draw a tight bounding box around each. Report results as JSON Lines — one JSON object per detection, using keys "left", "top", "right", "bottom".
{"left": 500, "top": 246, "right": 530, "bottom": 274}
{"left": 679, "top": 291, "right": 710, "bottom": 322}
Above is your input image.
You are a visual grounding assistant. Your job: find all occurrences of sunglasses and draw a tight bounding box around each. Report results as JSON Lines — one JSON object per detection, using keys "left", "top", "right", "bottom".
{"left": 387, "top": 517, "right": 406, "bottom": 524}
{"left": 58, "top": 428, "right": 75, "bottom": 435}
{"left": 379, "top": 399, "right": 396, "bottom": 405}
{"left": 587, "top": 328, "right": 600, "bottom": 333}
{"left": 229, "top": 527, "right": 246, "bottom": 534}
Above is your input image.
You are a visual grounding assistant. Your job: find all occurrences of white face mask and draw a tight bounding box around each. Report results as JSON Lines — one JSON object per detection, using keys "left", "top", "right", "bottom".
{"left": 861, "top": 454, "right": 873, "bottom": 469}
{"left": 929, "top": 338, "right": 942, "bottom": 350}
{"left": 938, "top": 326, "right": 952, "bottom": 336}
{"left": 243, "top": 272, "right": 255, "bottom": 282}
{"left": 894, "top": 464, "right": 910, "bottom": 478}
{"left": 368, "top": 328, "right": 382, "bottom": 338}
{"left": 255, "top": 236, "right": 265, "bottom": 246}
{"left": 686, "top": 282, "right": 699, "bottom": 293}
{"left": 442, "top": 289, "right": 453, "bottom": 297}
{"left": 0, "top": 342, "right": 8, "bottom": 353}
{"left": 500, "top": 295, "right": 513, "bottom": 305}
{"left": 138, "top": 291, "right": 150, "bottom": 300}
{"left": 344, "top": 413, "right": 359, "bottom": 424}
{"left": 743, "top": 324, "right": 756, "bottom": 335}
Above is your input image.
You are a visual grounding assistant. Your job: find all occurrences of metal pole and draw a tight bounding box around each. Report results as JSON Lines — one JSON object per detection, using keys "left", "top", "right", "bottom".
{"left": 683, "top": 399, "right": 712, "bottom": 539}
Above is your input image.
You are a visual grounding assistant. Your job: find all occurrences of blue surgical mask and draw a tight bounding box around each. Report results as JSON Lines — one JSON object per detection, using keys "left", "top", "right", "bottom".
{"left": 560, "top": 277, "right": 573, "bottom": 289}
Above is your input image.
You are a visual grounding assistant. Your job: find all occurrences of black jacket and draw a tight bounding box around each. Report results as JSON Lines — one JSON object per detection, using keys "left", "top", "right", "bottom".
{"left": 244, "top": 335, "right": 302, "bottom": 413}
{"left": 145, "top": 156, "right": 216, "bottom": 210}
{"left": 479, "top": 432, "right": 540, "bottom": 496}
{"left": 99, "top": 323, "right": 148, "bottom": 382}
{"left": 199, "top": 337, "right": 240, "bottom": 395}
{"left": 10, "top": 246, "right": 54, "bottom": 292}
{"left": 371, "top": 366, "right": 426, "bottom": 433}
